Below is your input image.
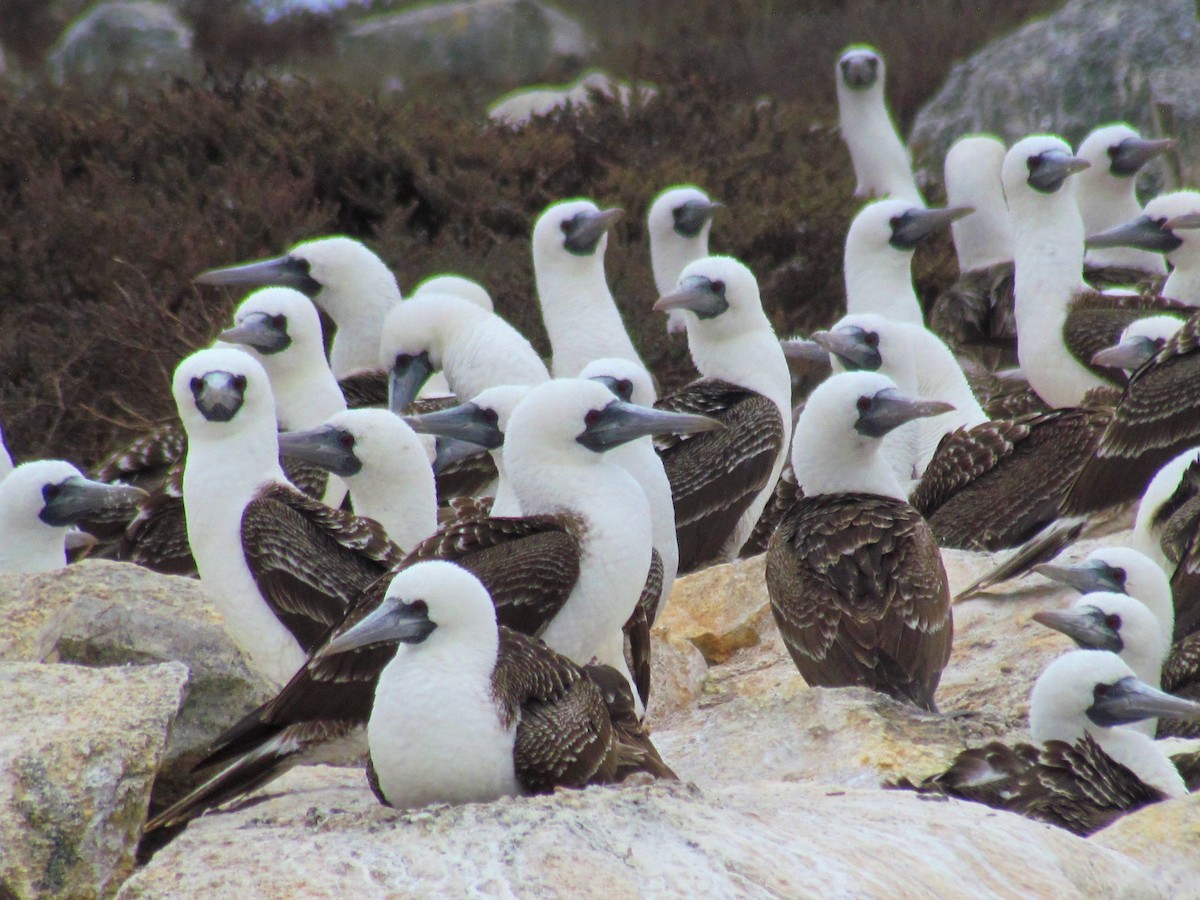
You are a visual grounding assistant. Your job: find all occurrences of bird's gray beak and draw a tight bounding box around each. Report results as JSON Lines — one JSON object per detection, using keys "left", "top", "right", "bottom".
{"left": 219, "top": 312, "right": 292, "bottom": 356}
{"left": 889, "top": 206, "right": 974, "bottom": 250}
{"left": 316, "top": 598, "right": 437, "bottom": 658}
{"left": 1027, "top": 150, "right": 1090, "bottom": 194}
{"left": 673, "top": 199, "right": 723, "bottom": 238}
{"left": 1086, "top": 214, "right": 1182, "bottom": 253}
{"left": 589, "top": 375, "right": 635, "bottom": 402}
{"left": 39, "top": 477, "right": 148, "bottom": 527}
{"left": 1163, "top": 213, "right": 1200, "bottom": 232}
{"left": 654, "top": 275, "right": 730, "bottom": 320}
{"left": 387, "top": 351, "right": 435, "bottom": 414}
{"left": 1087, "top": 676, "right": 1200, "bottom": 728}
{"left": 1091, "top": 335, "right": 1158, "bottom": 371}
{"left": 780, "top": 339, "right": 831, "bottom": 364}
{"left": 855, "top": 388, "right": 955, "bottom": 438}
{"left": 576, "top": 400, "right": 721, "bottom": 452}
{"left": 405, "top": 402, "right": 504, "bottom": 450}
{"left": 433, "top": 436, "right": 487, "bottom": 475}
{"left": 563, "top": 208, "right": 624, "bottom": 255}
{"left": 811, "top": 327, "right": 882, "bottom": 371}
{"left": 192, "top": 370, "right": 247, "bottom": 423}
{"left": 1035, "top": 559, "right": 1124, "bottom": 594}
{"left": 1108, "top": 137, "right": 1176, "bottom": 177}
{"left": 277, "top": 425, "right": 362, "bottom": 478}
{"left": 195, "top": 255, "right": 321, "bottom": 296}
{"left": 1032, "top": 606, "right": 1122, "bottom": 653}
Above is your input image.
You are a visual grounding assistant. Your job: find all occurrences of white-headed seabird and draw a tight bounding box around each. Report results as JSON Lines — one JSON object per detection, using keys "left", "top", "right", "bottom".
{"left": 1091, "top": 316, "right": 1185, "bottom": 374}
{"left": 0, "top": 460, "right": 145, "bottom": 574}
{"left": 532, "top": 199, "right": 649, "bottom": 383}
{"left": 894, "top": 649, "right": 1200, "bottom": 835}
{"left": 844, "top": 199, "right": 972, "bottom": 326}
{"left": 1132, "top": 448, "right": 1200, "bottom": 641}
{"left": 196, "top": 236, "right": 402, "bottom": 380}
{"left": 928, "top": 134, "right": 1017, "bottom": 366}
{"left": 835, "top": 45, "right": 924, "bottom": 205}
{"left": 1075, "top": 124, "right": 1175, "bottom": 287}
{"left": 647, "top": 186, "right": 722, "bottom": 336}
{"left": 174, "top": 346, "right": 399, "bottom": 686}
{"left": 653, "top": 256, "right": 793, "bottom": 572}
{"left": 765, "top": 371, "right": 954, "bottom": 711}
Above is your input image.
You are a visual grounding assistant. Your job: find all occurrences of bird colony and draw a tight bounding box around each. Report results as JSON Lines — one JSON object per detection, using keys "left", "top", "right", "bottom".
{"left": 4, "top": 41, "right": 1200, "bottom": 882}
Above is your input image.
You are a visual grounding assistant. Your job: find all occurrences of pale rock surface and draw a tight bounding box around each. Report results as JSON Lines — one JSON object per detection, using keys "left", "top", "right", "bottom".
{"left": 0, "top": 560, "right": 276, "bottom": 805}
{"left": 1092, "top": 790, "right": 1200, "bottom": 896}
{"left": 0, "top": 661, "right": 187, "bottom": 899}
{"left": 118, "top": 769, "right": 1160, "bottom": 898}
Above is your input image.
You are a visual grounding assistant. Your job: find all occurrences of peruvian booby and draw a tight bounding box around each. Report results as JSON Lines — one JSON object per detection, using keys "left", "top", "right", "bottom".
{"left": 835, "top": 45, "right": 924, "bottom": 205}
{"left": 844, "top": 199, "right": 972, "bottom": 325}
{"left": 1033, "top": 591, "right": 1167, "bottom": 736}
{"left": 276, "top": 409, "right": 438, "bottom": 554}
{"left": 407, "top": 275, "right": 496, "bottom": 399}
{"left": 379, "top": 291, "right": 548, "bottom": 414}
{"left": 653, "top": 256, "right": 792, "bottom": 572}
{"left": 647, "top": 186, "right": 722, "bottom": 335}
{"left": 316, "top": 561, "right": 673, "bottom": 809}
{"left": 174, "top": 346, "right": 399, "bottom": 686}
{"left": 1086, "top": 190, "right": 1200, "bottom": 306}
{"left": 894, "top": 649, "right": 1200, "bottom": 836}
{"left": 927, "top": 135, "right": 1017, "bottom": 366}
{"left": 1075, "top": 124, "right": 1174, "bottom": 286}
{"left": 1002, "top": 135, "right": 1190, "bottom": 409}
{"left": 1091, "top": 316, "right": 1185, "bottom": 373}
{"left": 532, "top": 199, "right": 649, "bottom": 383}
{"left": 765, "top": 371, "right": 954, "bottom": 711}
{"left": 196, "top": 236, "right": 401, "bottom": 379}
{"left": 0, "top": 460, "right": 145, "bottom": 574}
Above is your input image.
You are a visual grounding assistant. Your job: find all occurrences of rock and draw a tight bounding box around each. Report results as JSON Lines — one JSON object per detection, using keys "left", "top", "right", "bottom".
{"left": 0, "top": 661, "right": 187, "bottom": 899}
{"left": 46, "top": 1, "right": 198, "bottom": 89}
{"left": 0, "top": 560, "right": 276, "bottom": 806}
{"left": 909, "top": 0, "right": 1200, "bottom": 186}
{"left": 1091, "top": 791, "right": 1200, "bottom": 895}
{"left": 644, "top": 632, "right": 707, "bottom": 727}
{"left": 656, "top": 554, "right": 773, "bottom": 665}
{"left": 117, "top": 767, "right": 1160, "bottom": 897}
{"left": 339, "top": 0, "right": 593, "bottom": 88}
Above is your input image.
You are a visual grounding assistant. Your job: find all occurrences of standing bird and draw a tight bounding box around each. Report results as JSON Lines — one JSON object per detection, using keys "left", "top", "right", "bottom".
{"left": 0, "top": 461, "right": 145, "bottom": 574}
{"left": 835, "top": 45, "right": 924, "bottom": 205}
{"left": 174, "top": 346, "right": 398, "bottom": 686}
{"left": 843, "top": 200, "right": 972, "bottom": 326}
{"left": 196, "top": 236, "right": 402, "bottom": 379}
{"left": 928, "top": 134, "right": 1017, "bottom": 366}
{"left": 312, "top": 561, "right": 673, "bottom": 810}
{"left": 653, "top": 256, "right": 792, "bottom": 572}
{"left": 1075, "top": 124, "right": 1175, "bottom": 288}
{"left": 532, "top": 199, "right": 648, "bottom": 382}
{"left": 766, "top": 371, "right": 954, "bottom": 711}
{"left": 647, "top": 186, "right": 722, "bottom": 336}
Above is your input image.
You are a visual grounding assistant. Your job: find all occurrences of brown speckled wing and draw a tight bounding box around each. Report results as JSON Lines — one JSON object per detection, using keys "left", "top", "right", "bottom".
{"left": 1063, "top": 290, "right": 1191, "bottom": 385}
{"left": 1158, "top": 633, "right": 1200, "bottom": 739}
{"left": 765, "top": 492, "right": 953, "bottom": 711}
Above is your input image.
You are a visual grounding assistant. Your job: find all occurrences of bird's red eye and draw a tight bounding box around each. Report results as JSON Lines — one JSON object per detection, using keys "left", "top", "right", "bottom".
{"left": 482, "top": 408, "right": 499, "bottom": 427}
{"left": 407, "top": 599, "right": 429, "bottom": 616}
{"left": 864, "top": 332, "right": 879, "bottom": 347}
{"left": 233, "top": 375, "right": 247, "bottom": 392}
{"left": 1105, "top": 614, "right": 1122, "bottom": 631}
{"left": 338, "top": 430, "right": 355, "bottom": 449}
{"left": 272, "top": 314, "right": 287, "bottom": 330}
{"left": 190, "top": 377, "right": 203, "bottom": 394}
{"left": 585, "top": 408, "right": 604, "bottom": 427}
{"left": 856, "top": 396, "right": 872, "bottom": 413}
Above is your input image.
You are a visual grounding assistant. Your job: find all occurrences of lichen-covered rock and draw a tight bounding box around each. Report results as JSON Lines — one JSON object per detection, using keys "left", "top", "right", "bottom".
{"left": 1091, "top": 790, "right": 1200, "bottom": 896}
{"left": 0, "top": 560, "right": 276, "bottom": 806}
{"left": 0, "top": 661, "right": 187, "bottom": 899}
{"left": 339, "top": 0, "right": 593, "bottom": 89}
{"left": 46, "top": 2, "right": 199, "bottom": 88}
{"left": 656, "top": 554, "right": 772, "bottom": 665}
{"left": 116, "top": 767, "right": 1161, "bottom": 898}
{"left": 909, "top": 0, "right": 1199, "bottom": 185}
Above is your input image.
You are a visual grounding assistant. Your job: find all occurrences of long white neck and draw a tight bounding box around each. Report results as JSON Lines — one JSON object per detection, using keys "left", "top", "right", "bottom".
{"left": 1162, "top": 245, "right": 1200, "bottom": 305}
{"left": 688, "top": 324, "right": 793, "bottom": 423}
{"left": 1012, "top": 189, "right": 1109, "bottom": 407}
{"left": 606, "top": 439, "right": 678, "bottom": 593}
{"left": 488, "top": 447, "right": 521, "bottom": 518}
{"left": 0, "top": 515, "right": 66, "bottom": 573}
{"left": 508, "top": 453, "right": 652, "bottom": 667}
{"left": 951, "top": 197, "right": 1013, "bottom": 272}
{"left": 323, "top": 281, "right": 401, "bottom": 379}
{"left": 845, "top": 245, "right": 924, "bottom": 325}
{"left": 442, "top": 314, "right": 550, "bottom": 401}
{"left": 903, "top": 326, "right": 988, "bottom": 472}
{"left": 1089, "top": 725, "right": 1188, "bottom": 798}
{"left": 838, "top": 88, "right": 922, "bottom": 204}
{"left": 345, "top": 470, "right": 436, "bottom": 556}
{"left": 791, "top": 428, "right": 906, "bottom": 501}
{"left": 535, "top": 247, "right": 645, "bottom": 382}
{"left": 1079, "top": 177, "right": 1167, "bottom": 275}
{"left": 1133, "top": 449, "right": 1200, "bottom": 573}
{"left": 652, "top": 228, "right": 709, "bottom": 334}
{"left": 267, "top": 351, "right": 350, "bottom": 508}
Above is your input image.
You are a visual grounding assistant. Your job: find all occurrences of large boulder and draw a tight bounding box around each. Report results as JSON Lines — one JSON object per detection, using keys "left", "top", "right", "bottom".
{"left": 1092, "top": 790, "right": 1200, "bottom": 895}
{"left": 117, "top": 768, "right": 1160, "bottom": 897}
{"left": 909, "top": 0, "right": 1200, "bottom": 185}
{"left": 0, "top": 560, "right": 276, "bottom": 806}
{"left": 338, "top": 0, "right": 593, "bottom": 89}
{"left": 46, "top": 1, "right": 198, "bottom": 89}
{"left": 0, "top": 661, "right": 187, "bottom": 899}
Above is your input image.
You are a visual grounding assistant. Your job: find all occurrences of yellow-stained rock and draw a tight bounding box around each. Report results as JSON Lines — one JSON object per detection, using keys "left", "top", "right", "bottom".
{"left": 1091, "top": 791, "right": 1200, "bottom": 896}
{"left": 656, "top": 554, "right": 770, "bottom": 664}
